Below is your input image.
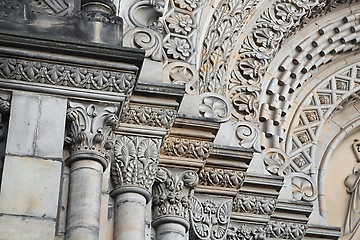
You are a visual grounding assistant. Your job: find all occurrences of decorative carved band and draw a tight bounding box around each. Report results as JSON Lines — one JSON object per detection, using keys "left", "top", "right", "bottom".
{"left": 161, "top": 137, "right": 212, "bottom": 159}
{"left": 152, "top": 167, "right": 198, "bottom": 219}
{"left": 75, "top": 11, "right": 123, "bottom": 25}
{"left": 0, "top": 57, "right": 136, "bottom": 95}
{"left": 228, "top": 221, "right": 307, "bottom": 240}
{"left": 232, "top": 194, "right": 277, "bottom": 215}
{"left": 120, "top": 104, "right": 177, "bottom": 129}
{"left": 111, "top": 135, "right": 161, "bottom": 191}
{"left": 198, "top": 167, "right": 245, "bottom": 189}
{"left": 65, "top": 102, "right": 118, "bottom": 168}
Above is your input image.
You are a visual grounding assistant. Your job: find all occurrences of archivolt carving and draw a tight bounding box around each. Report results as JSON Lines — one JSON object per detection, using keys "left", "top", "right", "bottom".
{"left": 111, "top": 136, "right": 161, "bottom": 191}
{"left": 199, "top": 0, "right": 259, "bottom": 95}
{"left": 190, "top": 197, "right": 232, "bottom": 240}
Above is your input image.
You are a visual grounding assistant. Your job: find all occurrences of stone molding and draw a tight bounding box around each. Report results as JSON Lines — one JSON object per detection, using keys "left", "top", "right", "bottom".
{"left": 161, "top": 137, "right": 212, "bottom": 160}
{"left": 198, "top": 167, "right": 245, "bottom": 189}
{"left": 152, "top": 167, "right": 198, "bottom": 221}
{"left": 232, "top": 194, "right": 277, "bottom": 215}
{"left": 64, "top": 101, "right": 118, "bottom": 170}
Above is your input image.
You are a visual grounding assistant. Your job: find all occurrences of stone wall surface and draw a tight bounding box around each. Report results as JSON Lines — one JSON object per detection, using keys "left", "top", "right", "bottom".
{"left": 1, "top": 0, "right": 360, "bottom": 239}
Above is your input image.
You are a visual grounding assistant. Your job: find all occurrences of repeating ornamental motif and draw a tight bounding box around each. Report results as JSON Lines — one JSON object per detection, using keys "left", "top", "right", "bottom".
{"left": 120, "top": 104, "right": 177, "bottom": 129}
{"left": 190, "top": 197, "right": 232, "bottom": 240}
{"left": 198, "top": 167, "right": 245, "bottom": 189}
{"left": 232, "top": 194, "right": 277, "bottom": 215}
{"left": 111, "top": 135, "right": 161, "bottom": 191}
{"left": 152, "top": 167, "right": 198, "bottom": 219}
{"left": 161, "top": 137, "right": 212, "bottom": 159}
{"left": 65, "top": 102, "right": 119, "bottom": 158}
{"left": 0, "top": 57, "right": 136, "bottom": 94}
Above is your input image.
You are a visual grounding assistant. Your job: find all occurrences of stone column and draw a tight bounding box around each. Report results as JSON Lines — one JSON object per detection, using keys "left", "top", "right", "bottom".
{"left": 111, "top": 135, "right": 161, "bottom": 240}
{"left": 152, "top": 167, "right": 198, "bottom": 240}
{"left": 64, "top": 101, "right": 118, "bottom": 240}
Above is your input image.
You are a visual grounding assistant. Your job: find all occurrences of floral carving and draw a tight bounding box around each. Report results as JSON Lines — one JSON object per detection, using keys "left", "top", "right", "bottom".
{"left": 153, "top": 168, "right": 198, "bottom": 219}
{"left": 164, "top": 62, "right": 198, "bottom": 94}
{"left": 227, "top": 225, "right": 266, "bottom": 240}
{"left": 120, "top": 105, "right": 177, "bottom": 129}
{"left": 291, "top": 173, "right": 316, "bottom": 202}
{"left": 111, "top": 136, "right": 161, "bottom": 190}
{"left": 199, "top": 167, "right": 245, "bottom": 189}
{"left": 232, "top": 195, "right": 277, "bottom": 215}
{"left": 199, "top": 93, "right": 231, "bottom": 121}
{"left": 166, "top": 13, "right": 194, "bottom": 35}
{"left": 174, "top": 0, "right": 202, "bottom": 11}
{"left": 164, "top": 37, "right": 193, "bottom": 61}
{"left": 191, "top": 198, "right": 232, "bottom": 240}
{"left": 161, "top": 137, "right": 212, "bottom": 159}
{"left": 263, "top": 148, "right": 290, "bottom": 176}
{"left": 64, "top": 102, "right": 118, "bottom": 158}
{"left": 0, "top": 57, "right": 136, "bottom": 94}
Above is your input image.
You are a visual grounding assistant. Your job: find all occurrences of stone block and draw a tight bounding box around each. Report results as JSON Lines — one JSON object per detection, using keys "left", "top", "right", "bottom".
{"left": 0, "top": 214, "right": 56, "bottom": 240}
{"left": 6, "top": 92, "right": 67, "bottom": 158}
{"left": 0, "top": 156, "right": 62, "bottom": 219}
{"left": 35, "top": 95, "right": 67, "bottom": 158}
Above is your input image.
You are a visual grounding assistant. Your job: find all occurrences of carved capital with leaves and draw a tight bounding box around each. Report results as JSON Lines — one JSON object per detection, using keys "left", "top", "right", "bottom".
{"left": 111, "top": 135, "right": 161, "bottom": 191}
{"left": 152, "top": 167, "right": 198, "bottom": 220}
{"left": 64, "top": 101, "right": 118, "bottom": 169}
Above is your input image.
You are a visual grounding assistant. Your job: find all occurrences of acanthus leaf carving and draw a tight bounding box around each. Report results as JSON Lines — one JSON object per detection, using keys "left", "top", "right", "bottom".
{"left": 65, "top": 102, "right": 118, "bottom": 158}
{"left": 161, "top": 137, "right": 212, "bottom": 160}
{"left": 152, "top": 167, "right": 198, "bottom": 219}
{"left": 190, "top": 197, "right": 232, "bottom": 240}
{"left": 235, "top": 123, "right": 261, "bottom": 152}
{"left": 232, "top": 194, "right": 277, "bottom": 215}
{"left": 199, "top": 167, "right": 245, "bottom": 189}
{"left": 120, "top": 104, "right": 177, "bottom": 129}
{"left": 111, "top": 135, "right": 161, "bottom": 190}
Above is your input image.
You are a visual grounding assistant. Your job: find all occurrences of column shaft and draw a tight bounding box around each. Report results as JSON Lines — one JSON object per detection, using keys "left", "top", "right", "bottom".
{"left": 114, "top": 192, "right": 147, "bottom": 240}
{"left": 65, "top": 160, "right": 103, "bottom": 240}
{"left": 156, "top": 222, "right": 186, "bottom": 240}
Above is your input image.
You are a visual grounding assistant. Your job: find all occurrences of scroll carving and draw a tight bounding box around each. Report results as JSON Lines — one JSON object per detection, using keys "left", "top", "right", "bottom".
{"left": 199, "top": 93, "right": 231, "bottom": 121}
{"left": 199, "top": 167, "right": 245, "bottom": 189}
{"left": 152, "top": 167, "right": 198, "bottom": 219}
{"left": 232, "top": 194, "right": 277, "bottom": 215}
{"left": 263, "top": 148, "right": 290, "bottom": 176}
{"left": 64, "top": 102, "right": 118, "bottom": 158}
{"left": 291, "top": 173, "right": 316, "bottom": 202}
{"left": 190, "top": 198, "right": 232, "bottom": 240}
{"left": 111, "top": 135, "right": 161, "bottom": 191}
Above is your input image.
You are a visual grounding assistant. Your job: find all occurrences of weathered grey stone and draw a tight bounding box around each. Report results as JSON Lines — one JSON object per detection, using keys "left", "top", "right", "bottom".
{"left": 0, "top": 156, "right": 61, "bottom": 218}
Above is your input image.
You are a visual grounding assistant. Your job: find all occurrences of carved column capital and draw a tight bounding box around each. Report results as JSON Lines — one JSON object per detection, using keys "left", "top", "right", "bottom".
{"left": 111, "top": 135, "right": 161, "bottom": 200}
{"left": 64, "top": 101, "right": 119, "bottom": 170}
{"left": 152, "top": 167, "right": 198, "bottom": 228}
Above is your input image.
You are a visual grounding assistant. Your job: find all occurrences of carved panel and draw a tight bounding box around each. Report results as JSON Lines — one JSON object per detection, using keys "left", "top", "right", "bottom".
{"left": 232, "top": 194, "right": 277, "bottom": 215}
{"left": 198, "top": 167, "right": 245, "bottom": 189}
{"left": 161, "top": 137, "right": 212, "bottom": 160}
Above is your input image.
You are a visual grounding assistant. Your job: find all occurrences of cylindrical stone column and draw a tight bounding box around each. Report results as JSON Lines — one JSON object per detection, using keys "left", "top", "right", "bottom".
{"left": 153, "top": 217, "right": 189, "bottom": 240}
{"left": 65, "top": 159, "right": 105, "bottom": 240}
{"left": 112, "top": 187, "right": 151, "bottom": 240}
{"left": 152, "top": 168, "right": 198, "bottom": 240}
{"left": 64, "top": 101, "right": 118, "bottom": 240}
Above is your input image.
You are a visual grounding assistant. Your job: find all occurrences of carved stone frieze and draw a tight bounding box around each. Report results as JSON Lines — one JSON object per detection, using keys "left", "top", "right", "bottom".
{"left": 111, "top": 135, "right": 161, "bottom": 191}
{"left": 152, "top": 167, "right": 198, "bottom": 219}
{"left": 0, "top": 57, "right": 136, "bottom": 95}
{"left": 198, "top": 167, "right": 245, "bottom": 189}
{"left": 232, "top": 194, "right": 277, "bottom": 215}
{"left": 120, "top": 104, "right": 177, "bottom": 129}
{"left": 161, "top": 137, "right": 212, "bottom": 160}
{"left": 227, "top": 221, "right": 307, "bottom": 240}
{"left": 64, "top": 102, "right": 118, "bottom": 163}
{"left": 190, "top": 197, "right": 232, "bottom": 240}
{"left": 75, "top": 11, "right": 123, "bottom": 24}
